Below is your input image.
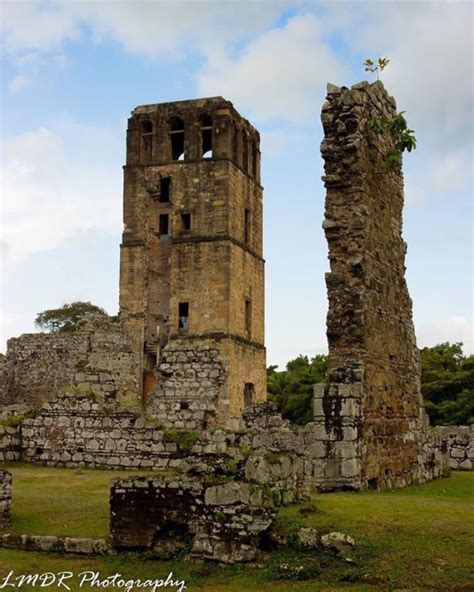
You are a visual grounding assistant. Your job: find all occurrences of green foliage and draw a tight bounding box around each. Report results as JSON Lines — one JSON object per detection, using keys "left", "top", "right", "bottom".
{"left": 224, "top": 457, "right": 241, "bottom": 476}
{"left": 35, "top": 301, "right": 107, "bottom": 333}
{"left": 270, "top": 343, "right": 472, "bottom": 427}
{"left": 0, "top": 415, "right": 23, "bottom": 428}
{"left": 363, "top": 57, "right": 390, "bottom": 80}
{"left": 239, "top": 444, "right": 253, "bottom": 459}
{"left": 163, "top": 429, "right": 200, "bottom": 451}
{"left": 267, "top": 355, "right": 327, "bottom": 425}
{"left": 369, "top": 111, "right": 417, "bottom": 170}
{"left": 266, "top": 451, "right": 292, "bottom": 465}
{"left": 254, "top": 484, "right": 282, "bottom": 507}
{"left": 421, "top": 342, "right": 474, "bottom": 425}
{"left": 0, "top": 410, "right": 37, "bottom": 427}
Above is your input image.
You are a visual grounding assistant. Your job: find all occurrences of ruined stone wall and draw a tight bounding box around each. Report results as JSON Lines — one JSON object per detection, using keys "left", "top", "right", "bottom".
{"left": 221, "top": 339, "right": 266, "bottom": 421}
{"left": 0, "top": 317, "right": 140, "bottom": 410}
{"left": 432, "top": 425, "right": 473, "bottom": 471}
{"left": 145, "top": 337, "right": 266, "bottom": 429}
{"left": 0, "top": 425, "right": 21, "bottom": 463}
{"left": 0, "top": 332, "right": 89, "bottom": 408}
{"left": 110, "top": 476, "right": 275, "bottom": 563}
{"left": 146, "top": 340, "right": 225, "bottom": 430}
{"left": 0, "top": 471, "right": 12, "bottom": 527}
{"left": 317, "top": 81, "right": 437, "bottom": 490}
{"left": 19, "top": 396, "right": 313, "bottom": 500}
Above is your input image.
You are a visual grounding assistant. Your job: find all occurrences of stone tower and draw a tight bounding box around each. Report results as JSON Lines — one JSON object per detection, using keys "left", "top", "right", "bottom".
{"left": 119, "top": 97, "right": 266, "bottom": 428}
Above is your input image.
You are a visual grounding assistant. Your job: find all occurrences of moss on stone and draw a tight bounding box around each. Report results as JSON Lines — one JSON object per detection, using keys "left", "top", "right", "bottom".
{"left": 163, "top": 430, "right": 200, "bottom": 451}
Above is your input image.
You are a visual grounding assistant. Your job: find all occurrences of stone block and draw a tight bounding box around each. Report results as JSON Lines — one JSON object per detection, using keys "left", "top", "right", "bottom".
{"left": 205, "top": 482, "right": 250, "bottom": 506}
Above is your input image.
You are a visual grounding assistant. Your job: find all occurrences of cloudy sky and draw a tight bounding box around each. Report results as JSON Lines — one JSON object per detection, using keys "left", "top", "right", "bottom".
{"left": 0, "top": 0, "right": 472, "bottom": 367}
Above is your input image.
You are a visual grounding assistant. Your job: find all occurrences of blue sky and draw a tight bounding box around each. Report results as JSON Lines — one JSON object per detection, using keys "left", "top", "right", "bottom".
{"left": 1, "top": 0, "right": 472, "bottom": 367}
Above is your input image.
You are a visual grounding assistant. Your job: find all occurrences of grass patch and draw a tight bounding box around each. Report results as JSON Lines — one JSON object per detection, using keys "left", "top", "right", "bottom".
{"left": 0, "top": 462, "right": 164, "bottom": 538}
{"left": 280, "top": 471, "right": 474, "bottom": 591}
{"left": 0, "top": 463, "right": 472, "bottom": 591}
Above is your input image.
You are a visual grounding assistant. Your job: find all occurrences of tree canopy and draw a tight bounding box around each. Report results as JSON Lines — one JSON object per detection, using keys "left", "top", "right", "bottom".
{"left": 268, "top": 343, "right": 473, "bottom": 426}
{"left": 421, "top": 342, "right": 474, "bottom": 426}
{"left": 267, "top": 354, "right": 327, "bottom": 425}
{"left": 35, "top": 301, "right": 107, "bottom": 333}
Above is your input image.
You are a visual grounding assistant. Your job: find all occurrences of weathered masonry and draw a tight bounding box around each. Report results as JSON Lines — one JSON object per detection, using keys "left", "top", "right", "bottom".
{"left": 0, "top": 471, "right": 12, "bottom": 528}
{"left": 0, "top": 83, "right": 456, "bottom": 510}
{"left": 119, "top": 97, "right": 266, "bottom": 428}
{"left": 314, "top": 81, "right": 436, "bottom": 490}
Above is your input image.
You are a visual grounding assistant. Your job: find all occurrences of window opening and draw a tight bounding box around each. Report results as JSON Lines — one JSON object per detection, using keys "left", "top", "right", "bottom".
{"left": 179, "top": 302, "right": 189, "bottom": 332}
{"left": 244, "top": 382, "right": 255, "bottom": 407}
{"left": 159, "top": 177, "right": 171, "bottom": 202}
{"left": 159, "top": 214, "right": 169, "bottom": 236}
{"left": 181, "top": 213, "right": 191, "bottom": 231}
{"left": 200, "top": 114, "right": 213, "bottom": 158}
{"left": 169, "top": 117, "right": 185, "bottom": 160}
{"left": 140, "top": 120, "right": 153, "bottom": 160}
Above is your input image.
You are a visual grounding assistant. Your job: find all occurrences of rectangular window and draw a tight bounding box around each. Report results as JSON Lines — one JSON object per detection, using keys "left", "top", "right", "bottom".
{"left": 244, "top": 208, "right": 250, "bottom": 244}
{"left": 159, "top": 177, "right": 171, "bottom": 202}
{"left": 179, "top": 302, "right": 189, "bottom": 331}
{"left": 245, "top": 299, "right": 251, "bottom": 336}
{"left": 159, "top": 214, "right": 169, "bottom": 236}
{"left": 181, "top": 213, "right": 191, "bottom": 231}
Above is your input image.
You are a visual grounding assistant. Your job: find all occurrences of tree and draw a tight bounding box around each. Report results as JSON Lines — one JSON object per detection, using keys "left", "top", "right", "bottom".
{"left": 267, "top": 355, "right": 327, "bottom": 425}
{"left": 35, "top": 301, "right": 107, "bottom": 333}
{"left": 268, "top": 343, "right": 473, "bottom": 427}
{"left": 421, "top": 342, "right": 474, "bottom": 426}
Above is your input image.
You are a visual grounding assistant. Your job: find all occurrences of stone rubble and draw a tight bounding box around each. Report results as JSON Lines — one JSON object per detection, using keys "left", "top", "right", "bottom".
{"left": 0, "top": 471, "right": 12, "bottom": 527}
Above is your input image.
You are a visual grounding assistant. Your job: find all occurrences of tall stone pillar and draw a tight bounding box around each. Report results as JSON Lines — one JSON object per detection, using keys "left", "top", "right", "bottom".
{"left": 315, "top": 81, "right": 437, "bottom": 490}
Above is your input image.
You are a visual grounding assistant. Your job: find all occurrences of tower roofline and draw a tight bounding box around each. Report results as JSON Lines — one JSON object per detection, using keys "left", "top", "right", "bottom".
{"left": 131, "top": 96, "right": 259, "bottom": 137}
{"left": 132, "top": 96, "right": 230, "bottom": 115}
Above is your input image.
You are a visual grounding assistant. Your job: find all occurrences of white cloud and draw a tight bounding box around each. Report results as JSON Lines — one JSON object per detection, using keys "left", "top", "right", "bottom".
{"left": 1, "top": 1, "right": 291, "bottom": 93}
{"left": 1, "top": 1, "right": 289, "bottom": 58}
{"left": 71, "top": 1, "right": 290, "bottom": 58}
{"left": 0, "top": 311, "right": 24, "bottom": 345}
{"left": 197, "top": 14, "right": 347, "bottom": 123}
{"left": 405, "top": 151, "right": 471, "bottom": 205}
{"left": 350, "top": 2, "right": 473, "bottom": 152}
{"left": 0, "top": 124, "right": 122, "bottom": 263}
{"left": 0, "top": 2, "right": 79, "bottom": 53}
{"left": 417, "top": 316, "right": 473, "bottom": 354}
{"left": 8, "top": 74, "right": 33, "bottom": 92}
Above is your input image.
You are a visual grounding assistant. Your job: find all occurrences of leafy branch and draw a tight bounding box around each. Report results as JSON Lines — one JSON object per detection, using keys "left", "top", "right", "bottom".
{"left": 364, "top": 57, "right": 390, "bottom": 80}
{"left": 369, "top": 111, "right": 417, "bottom": 170}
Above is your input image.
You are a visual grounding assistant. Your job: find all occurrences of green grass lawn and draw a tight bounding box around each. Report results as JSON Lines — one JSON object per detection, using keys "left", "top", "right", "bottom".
{"left": 0, "top": 462, "right": 472, "bottom": 592}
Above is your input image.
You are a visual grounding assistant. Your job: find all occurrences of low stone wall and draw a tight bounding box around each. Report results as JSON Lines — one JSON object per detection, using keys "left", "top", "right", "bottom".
{"left": 0, "top": 534, "right": 108, "bottom": 555}
{"left": 432, "top": 426, "right": 473, "bottom": 471}
{"left": 10, "top": 391, "right": 449, "bottom": 492}
{"left": 110, "top": 475, "right": 276, "bottom": 563}
{"left": 20, "top": 396, "right": 313, "bottom": 502}
{"left": 0, "top": 425, "right": 21, "bottom": 463}
{"left": 0, "top": 471, "right": 12, "bottom": 527}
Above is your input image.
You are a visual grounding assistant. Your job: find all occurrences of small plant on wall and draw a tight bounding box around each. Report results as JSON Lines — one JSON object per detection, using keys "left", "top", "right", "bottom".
{"left": 369, "top": 111, "right": 417, "bottom": 170}
{"left": 363, "top": 57, "right": 417, "bottom": 170}
{"left": 364, "top": 57, "right": 390, "bottom": 80}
